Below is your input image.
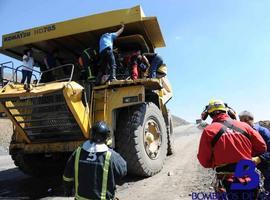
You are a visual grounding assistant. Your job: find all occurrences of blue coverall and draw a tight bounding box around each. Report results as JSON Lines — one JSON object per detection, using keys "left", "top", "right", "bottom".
{"left": 254, "top": 123, "right": 270, "bottom": 193}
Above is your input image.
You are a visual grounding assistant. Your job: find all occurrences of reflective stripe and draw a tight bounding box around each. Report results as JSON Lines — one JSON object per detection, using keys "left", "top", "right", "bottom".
{"left": 75, "top": 147, "right": 112, "bottom": 200}
{"left": 87, "top": 66, "right": 95, "bottom": 80}
{"left": 75, "top": 147, "right": 82, "bottom": 197}
{"left": 63, "top": 175, "right": 74, "bottom": 182}
{"left": 75, "top": 193, "right": 92, "bottom": 200}
{"left": 83, "top": 49, "right": 97, "bottom": 59}
{"left": 84, "top": 49, "right": 91, "bottom": 59}
{"left": 83, "top": 48, "right": 96, "bottom": 80}
{"left": 101, "top": 151, "right": 112, "bottom": 200}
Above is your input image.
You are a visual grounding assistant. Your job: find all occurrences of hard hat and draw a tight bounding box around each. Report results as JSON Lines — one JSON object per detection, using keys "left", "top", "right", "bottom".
{"left": 157, "top": 64, "right": 167, "bottom": 75}
{"left": 239, "top": 110, "right": 254, "bottom": 120}
{"left": 91, "top": 121, "right": 110, "bottom": 143}
{"left": 206, "top": 99, "right": 227, "bottom": 114}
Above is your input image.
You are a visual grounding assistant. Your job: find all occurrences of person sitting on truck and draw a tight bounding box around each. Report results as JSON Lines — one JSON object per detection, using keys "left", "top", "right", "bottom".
{"left": 142, "top": 53, "right": 165, "bottom": 78}
{"left": 99, "top": 24, "right": 124, "bottom": 82}
{"left": 129, "top": 51, "right": 167, "bottom": 79}
{"left": 63, "top": 121, "right": 127, "bottom": 200}
{"left": 21, "top": 49, "right": 34, "bottom": 85}
{"left": 128, "top": 50, "right": 149, "bottom": 80}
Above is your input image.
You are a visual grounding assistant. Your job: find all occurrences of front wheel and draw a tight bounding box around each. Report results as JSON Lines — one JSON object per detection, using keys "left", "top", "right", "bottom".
{"left": 116, "top": 103, "right": 168, "bottom": 177}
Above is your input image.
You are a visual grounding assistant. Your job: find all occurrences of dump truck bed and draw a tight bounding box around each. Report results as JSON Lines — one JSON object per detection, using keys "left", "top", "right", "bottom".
{"left": 0, "top": 5, "right": 165, "bottom": 64}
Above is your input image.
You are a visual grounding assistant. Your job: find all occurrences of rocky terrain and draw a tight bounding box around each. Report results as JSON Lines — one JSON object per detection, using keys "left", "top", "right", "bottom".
{"left": 0, "top": 119, "right": 12, "bottom": 155}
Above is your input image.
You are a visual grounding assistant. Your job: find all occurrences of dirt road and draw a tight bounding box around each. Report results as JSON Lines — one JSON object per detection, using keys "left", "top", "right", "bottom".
{"left": 0, "top": 124, "right": 213, "bottom": 200}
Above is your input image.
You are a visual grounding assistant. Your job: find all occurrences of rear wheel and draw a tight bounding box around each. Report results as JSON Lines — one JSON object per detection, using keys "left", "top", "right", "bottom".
{"left": 116, "top": 102, "right": 167, "bottom": 177}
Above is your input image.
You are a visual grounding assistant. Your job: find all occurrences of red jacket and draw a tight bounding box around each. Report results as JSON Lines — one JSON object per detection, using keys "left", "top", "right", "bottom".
{"left": 197, "top": 113, "right": 266, "bottom": 168}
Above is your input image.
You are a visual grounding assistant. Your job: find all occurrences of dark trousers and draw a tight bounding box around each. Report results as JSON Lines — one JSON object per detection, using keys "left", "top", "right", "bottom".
{"left": 260, "top": 167, "right": 270, "bottom": 192}
{"left": 21, "top": 70, "right": 32, "bottom": 84}
{"left": 149, "top": 55, "right": 163, "bottom": 78}
{"left": 222, "top": 179, "right": 258, "bottom": 200}
{"left": 99, "top": 47, "right": 116, "bottom": 74}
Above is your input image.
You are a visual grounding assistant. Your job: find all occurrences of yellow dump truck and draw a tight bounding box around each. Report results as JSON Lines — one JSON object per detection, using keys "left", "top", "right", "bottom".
{"left": 0, "top": 6, "right": 174, "bottom": 177}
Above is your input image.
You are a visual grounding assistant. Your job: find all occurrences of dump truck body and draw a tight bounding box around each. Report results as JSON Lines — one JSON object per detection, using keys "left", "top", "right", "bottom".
{"left": 0, "top": 5, "right": 174, "bottom": 177}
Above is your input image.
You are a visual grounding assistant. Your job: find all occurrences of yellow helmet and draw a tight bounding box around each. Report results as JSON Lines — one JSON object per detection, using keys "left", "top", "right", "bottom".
{"left": 157, "top": 64, "right": 167, "bottom": 75}
{"left": 206, "top": 99, "right": 227, "bottom": 114}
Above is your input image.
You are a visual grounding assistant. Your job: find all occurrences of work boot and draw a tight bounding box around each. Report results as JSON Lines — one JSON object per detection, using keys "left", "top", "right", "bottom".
{"left": 109, "top": 68, "right": 117, "bottom": 81}
{"left": 23, "top": 84, "right": 31, "bottom": 92}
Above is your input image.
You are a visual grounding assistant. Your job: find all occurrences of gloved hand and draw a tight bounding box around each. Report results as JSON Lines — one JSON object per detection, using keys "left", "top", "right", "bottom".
{"left": 106, "top": 138, "right": 112, "bottom": 147}
{"left": 252, "top": 156, "right": 261, "bottom": 165}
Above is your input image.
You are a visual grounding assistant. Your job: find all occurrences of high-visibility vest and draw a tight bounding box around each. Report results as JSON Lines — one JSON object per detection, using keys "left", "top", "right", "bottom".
{"left": 74, "top": 147, "right": 112, "bottom": 200}
{"left": 78, "top": 48, "right": 98, "bottom": 80}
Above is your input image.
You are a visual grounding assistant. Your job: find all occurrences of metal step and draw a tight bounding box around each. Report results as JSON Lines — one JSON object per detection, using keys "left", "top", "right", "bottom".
{"left": 12, "top": 111, "right": 70, "bottom": 117}
{"left": 6, "top": 102, "right": 66, "bottom": 109}
{"left": 17, "top": 116, "right": 74, "bottom": 123}
{"left": 27, "top": 133, "right": 84, "bottom": 142}
{"left": 26, "top": 130, "right": 82, "bottom": 136}
{"left": 23, "top": 123, "right": 78, "bottom": 130}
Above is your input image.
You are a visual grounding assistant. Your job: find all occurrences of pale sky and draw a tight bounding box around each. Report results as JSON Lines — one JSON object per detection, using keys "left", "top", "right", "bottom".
{"left": 0, "top": 0, "right": 269, "bottom": 122}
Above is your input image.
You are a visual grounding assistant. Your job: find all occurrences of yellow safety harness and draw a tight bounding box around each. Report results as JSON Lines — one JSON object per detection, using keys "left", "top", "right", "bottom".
{"left": 74, "top": 147, "right": 112, "bottom": 200}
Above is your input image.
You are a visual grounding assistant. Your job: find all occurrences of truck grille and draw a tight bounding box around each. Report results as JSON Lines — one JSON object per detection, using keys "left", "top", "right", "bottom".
{"left": 2, "top": 91, "right": 84, "bottom": 142}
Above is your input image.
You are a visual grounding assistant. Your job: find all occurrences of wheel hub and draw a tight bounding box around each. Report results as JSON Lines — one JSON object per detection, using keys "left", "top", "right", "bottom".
{"left": 144, "top": 119, "right": 162, "bottom": 159}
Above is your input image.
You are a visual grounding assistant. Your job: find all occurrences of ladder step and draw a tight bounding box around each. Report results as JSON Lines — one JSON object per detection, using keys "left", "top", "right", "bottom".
{"left": 26, "top": 130, "right": 82, "bottom": 136}
{"left": 23, "top": 123, "right": 78, "bottom": 130}
{"left": 12, "top": 111, "right": 70, "bottom": 117}
{"left": 17, "top": 116, "right": 74, "bottom": 123}
{"left": 6, "top": 102, "right": 66, "bottom": 109}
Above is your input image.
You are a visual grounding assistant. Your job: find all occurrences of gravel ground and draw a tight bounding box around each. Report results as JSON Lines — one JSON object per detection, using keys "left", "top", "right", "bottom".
{"left": 0, "top": 118, "right": 12, "bottom": 155}
{"left": 0, "top": 124, "right": 214, "bottom": 199}
{"left": 0, "top": 118, "right": 215, "bottom": 199}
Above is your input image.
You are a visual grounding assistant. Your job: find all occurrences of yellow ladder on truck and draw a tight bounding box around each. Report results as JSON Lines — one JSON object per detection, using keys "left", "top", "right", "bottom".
{"left": 92, "top": 89, "right": 107, "bottom": 123}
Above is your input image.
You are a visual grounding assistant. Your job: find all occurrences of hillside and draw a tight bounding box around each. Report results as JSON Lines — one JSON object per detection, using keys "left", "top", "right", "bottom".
{"left": 172, "top": 115, "right": 190, "bottom": 127}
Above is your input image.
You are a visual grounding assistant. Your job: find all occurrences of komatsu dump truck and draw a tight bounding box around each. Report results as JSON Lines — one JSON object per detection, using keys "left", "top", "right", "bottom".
{"left": 0, "top": 6, "right": 174, "bottom": 177}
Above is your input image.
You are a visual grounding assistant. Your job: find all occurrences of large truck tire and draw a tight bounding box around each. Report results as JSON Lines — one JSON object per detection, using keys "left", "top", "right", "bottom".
{"left": 167, "top": 111, "right": 175, "bottom": 155}
{"left": 116, "top": 102, "right": 167, "bottom": 177}
{"left": 11, "top": 151, "right": 69, "bottom": 177}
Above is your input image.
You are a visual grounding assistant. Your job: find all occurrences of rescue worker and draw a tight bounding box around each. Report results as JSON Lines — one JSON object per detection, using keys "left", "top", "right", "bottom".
{"left": 128, "top": 50, "right": 148, "bottom": 80}
{"left": 63, "top": 121, "right": 127, "bottom": 200}
{"left": 78, "top": 48, "right": 99, "bottom": 101}
{"left": 142, "top": 53, "right": 164, "bottom": 78}
{"left": 99, "top": 24, "right": 124, "bottom": 82}
{"left": 197, "top": 99, "right": 267, "bottom": 200}
{"left": 129, "top": 51, "right": 167, "bottom": 79}
{"left": 239, "top": 110, "right": 270, "bottom": 195}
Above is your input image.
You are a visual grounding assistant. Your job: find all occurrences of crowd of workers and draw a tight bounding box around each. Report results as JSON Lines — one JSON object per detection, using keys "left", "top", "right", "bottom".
{"left": 20, "top": 24, "right": 167, "bottom": 89}
{"left": 198, "top": 99, "right": 270, "bottom": 200}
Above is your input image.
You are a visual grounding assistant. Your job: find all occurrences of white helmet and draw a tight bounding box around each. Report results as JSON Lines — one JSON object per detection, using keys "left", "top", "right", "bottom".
{"left": 239, "top": 110, "right": 254, "bottom": 120}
